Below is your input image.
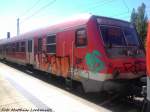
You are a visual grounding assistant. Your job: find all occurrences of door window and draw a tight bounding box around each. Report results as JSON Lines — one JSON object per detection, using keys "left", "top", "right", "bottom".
{"left": 28, "top": 40, "right": 32, "bottom": 52}
{"left": 75, "top": 28, "right": 87, "bottom": 47}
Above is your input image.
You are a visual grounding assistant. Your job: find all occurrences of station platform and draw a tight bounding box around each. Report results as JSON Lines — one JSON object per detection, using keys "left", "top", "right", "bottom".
{"left": 0, "top": 69, "right": 36, "bottom": 111}
{"left": 0, "top": 62, "right": 110, "bottom": 112}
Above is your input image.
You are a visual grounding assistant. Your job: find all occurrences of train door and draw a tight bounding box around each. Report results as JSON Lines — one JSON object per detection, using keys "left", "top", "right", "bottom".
{"left": 37, "top": 37, "right": 42, "bottom": 69}
{"left": 74, "top": 28, "right": 88, "bottom": 74}
{"left": 74, "top": 28, "right": 87, "bottom": 57}
{"left": 26, "top": 39, "right": 34, "bottom": 64}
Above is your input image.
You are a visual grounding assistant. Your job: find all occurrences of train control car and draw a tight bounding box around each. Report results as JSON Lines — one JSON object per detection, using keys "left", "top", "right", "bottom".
{"left": 0, "top": 14, "right": 146, "bottom": 94}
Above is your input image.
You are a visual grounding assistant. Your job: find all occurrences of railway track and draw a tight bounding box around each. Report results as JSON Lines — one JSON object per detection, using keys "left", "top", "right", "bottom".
{"left": 1, "top": 60, "right": 145, "bottom": 112}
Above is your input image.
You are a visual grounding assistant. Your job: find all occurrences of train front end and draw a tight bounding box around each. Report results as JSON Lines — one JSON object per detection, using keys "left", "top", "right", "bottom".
{"left": 96, "top": 17, "right": 146, "bottom": 95}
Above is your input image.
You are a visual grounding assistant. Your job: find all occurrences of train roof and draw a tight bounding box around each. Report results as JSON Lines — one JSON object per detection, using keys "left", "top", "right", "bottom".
{"left": 0, "top": 14, "right": 92, "bottom": 45}
{"left": 0, "top": 14, "right": 131, "bottom": 45}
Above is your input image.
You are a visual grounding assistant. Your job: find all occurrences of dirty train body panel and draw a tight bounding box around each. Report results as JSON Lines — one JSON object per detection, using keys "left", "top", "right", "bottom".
{"left": 0, "top": 15, "right": 146, "bottom": 93}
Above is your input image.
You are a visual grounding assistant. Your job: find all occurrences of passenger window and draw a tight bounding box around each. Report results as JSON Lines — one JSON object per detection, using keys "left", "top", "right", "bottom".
{"left": 46, "top": 35, "right": 56, "bottom": 53}
{"left": 38, "top": 38, "right": 42, "bottom": 52}
{"left": 7, "top": 44, "right": 11, "bottom": 53}
{"left": 75, "top": 28, "right": 87, "bottom": 47}
{"left": 6, "top": 45, "right": 8, "bottom": 53}
{"left": 20, "top": 41, "right": 25, "bottom": 52}
{"left": 16, "top": 42, "right": 20, "bottom": 52}
{"left": 12, "top": 43, "right": 16, "bottom": 52}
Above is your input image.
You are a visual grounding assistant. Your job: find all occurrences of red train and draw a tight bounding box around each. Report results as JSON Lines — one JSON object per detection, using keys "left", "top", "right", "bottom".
{"left": 0, "top": 15, "right": 146, "bottom": 94}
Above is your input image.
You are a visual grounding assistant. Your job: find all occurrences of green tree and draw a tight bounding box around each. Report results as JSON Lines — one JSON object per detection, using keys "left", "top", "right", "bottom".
{"left": 130, "top": 8, "right": 137, "bottom": 24}
{"left": 130, "top": 3, "right": 148, "bottom": 44}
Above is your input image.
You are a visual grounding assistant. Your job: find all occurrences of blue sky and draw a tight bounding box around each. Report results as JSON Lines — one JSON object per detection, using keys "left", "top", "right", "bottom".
{"left": 0, "top": 0, "right": 150, "bottom": 38}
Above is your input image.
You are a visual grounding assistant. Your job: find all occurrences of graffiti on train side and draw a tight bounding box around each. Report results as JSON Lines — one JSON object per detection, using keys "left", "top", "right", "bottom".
{"left": 35, "top": 51, "right": 70, "bottom": 77}
{"left": 73, "top": 50, "right": 106, "bottom": 80}
{"left": 85, "top": 50, "right": 105, "bottom": 73}
{"left": 35, "top": 50, "right": 105, "bottom": 78}
{"left": 123, "top": 62, "right": 146, "bottom": 74}
{"left": 74, "top": 57, "right": 90, "bottom": 79}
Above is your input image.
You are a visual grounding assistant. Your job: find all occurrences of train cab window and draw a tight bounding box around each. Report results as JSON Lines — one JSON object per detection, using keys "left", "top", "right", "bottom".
{"left": 38, "top": 38, "right": 42, "bottom": 52}
{"left": 75, "top": 28, "right": 87, "bottom": 47}
{"left": 20, "top": 41, "right": 25, "bottom": 52}
{"left": 100, "top": 26, "right": 126, "bottom": 47}
{"left": 123, "top": 27, "right": 140, "bottom": 46}
{"left": 46, "top": 35, "right": 56, "bottom": 53}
